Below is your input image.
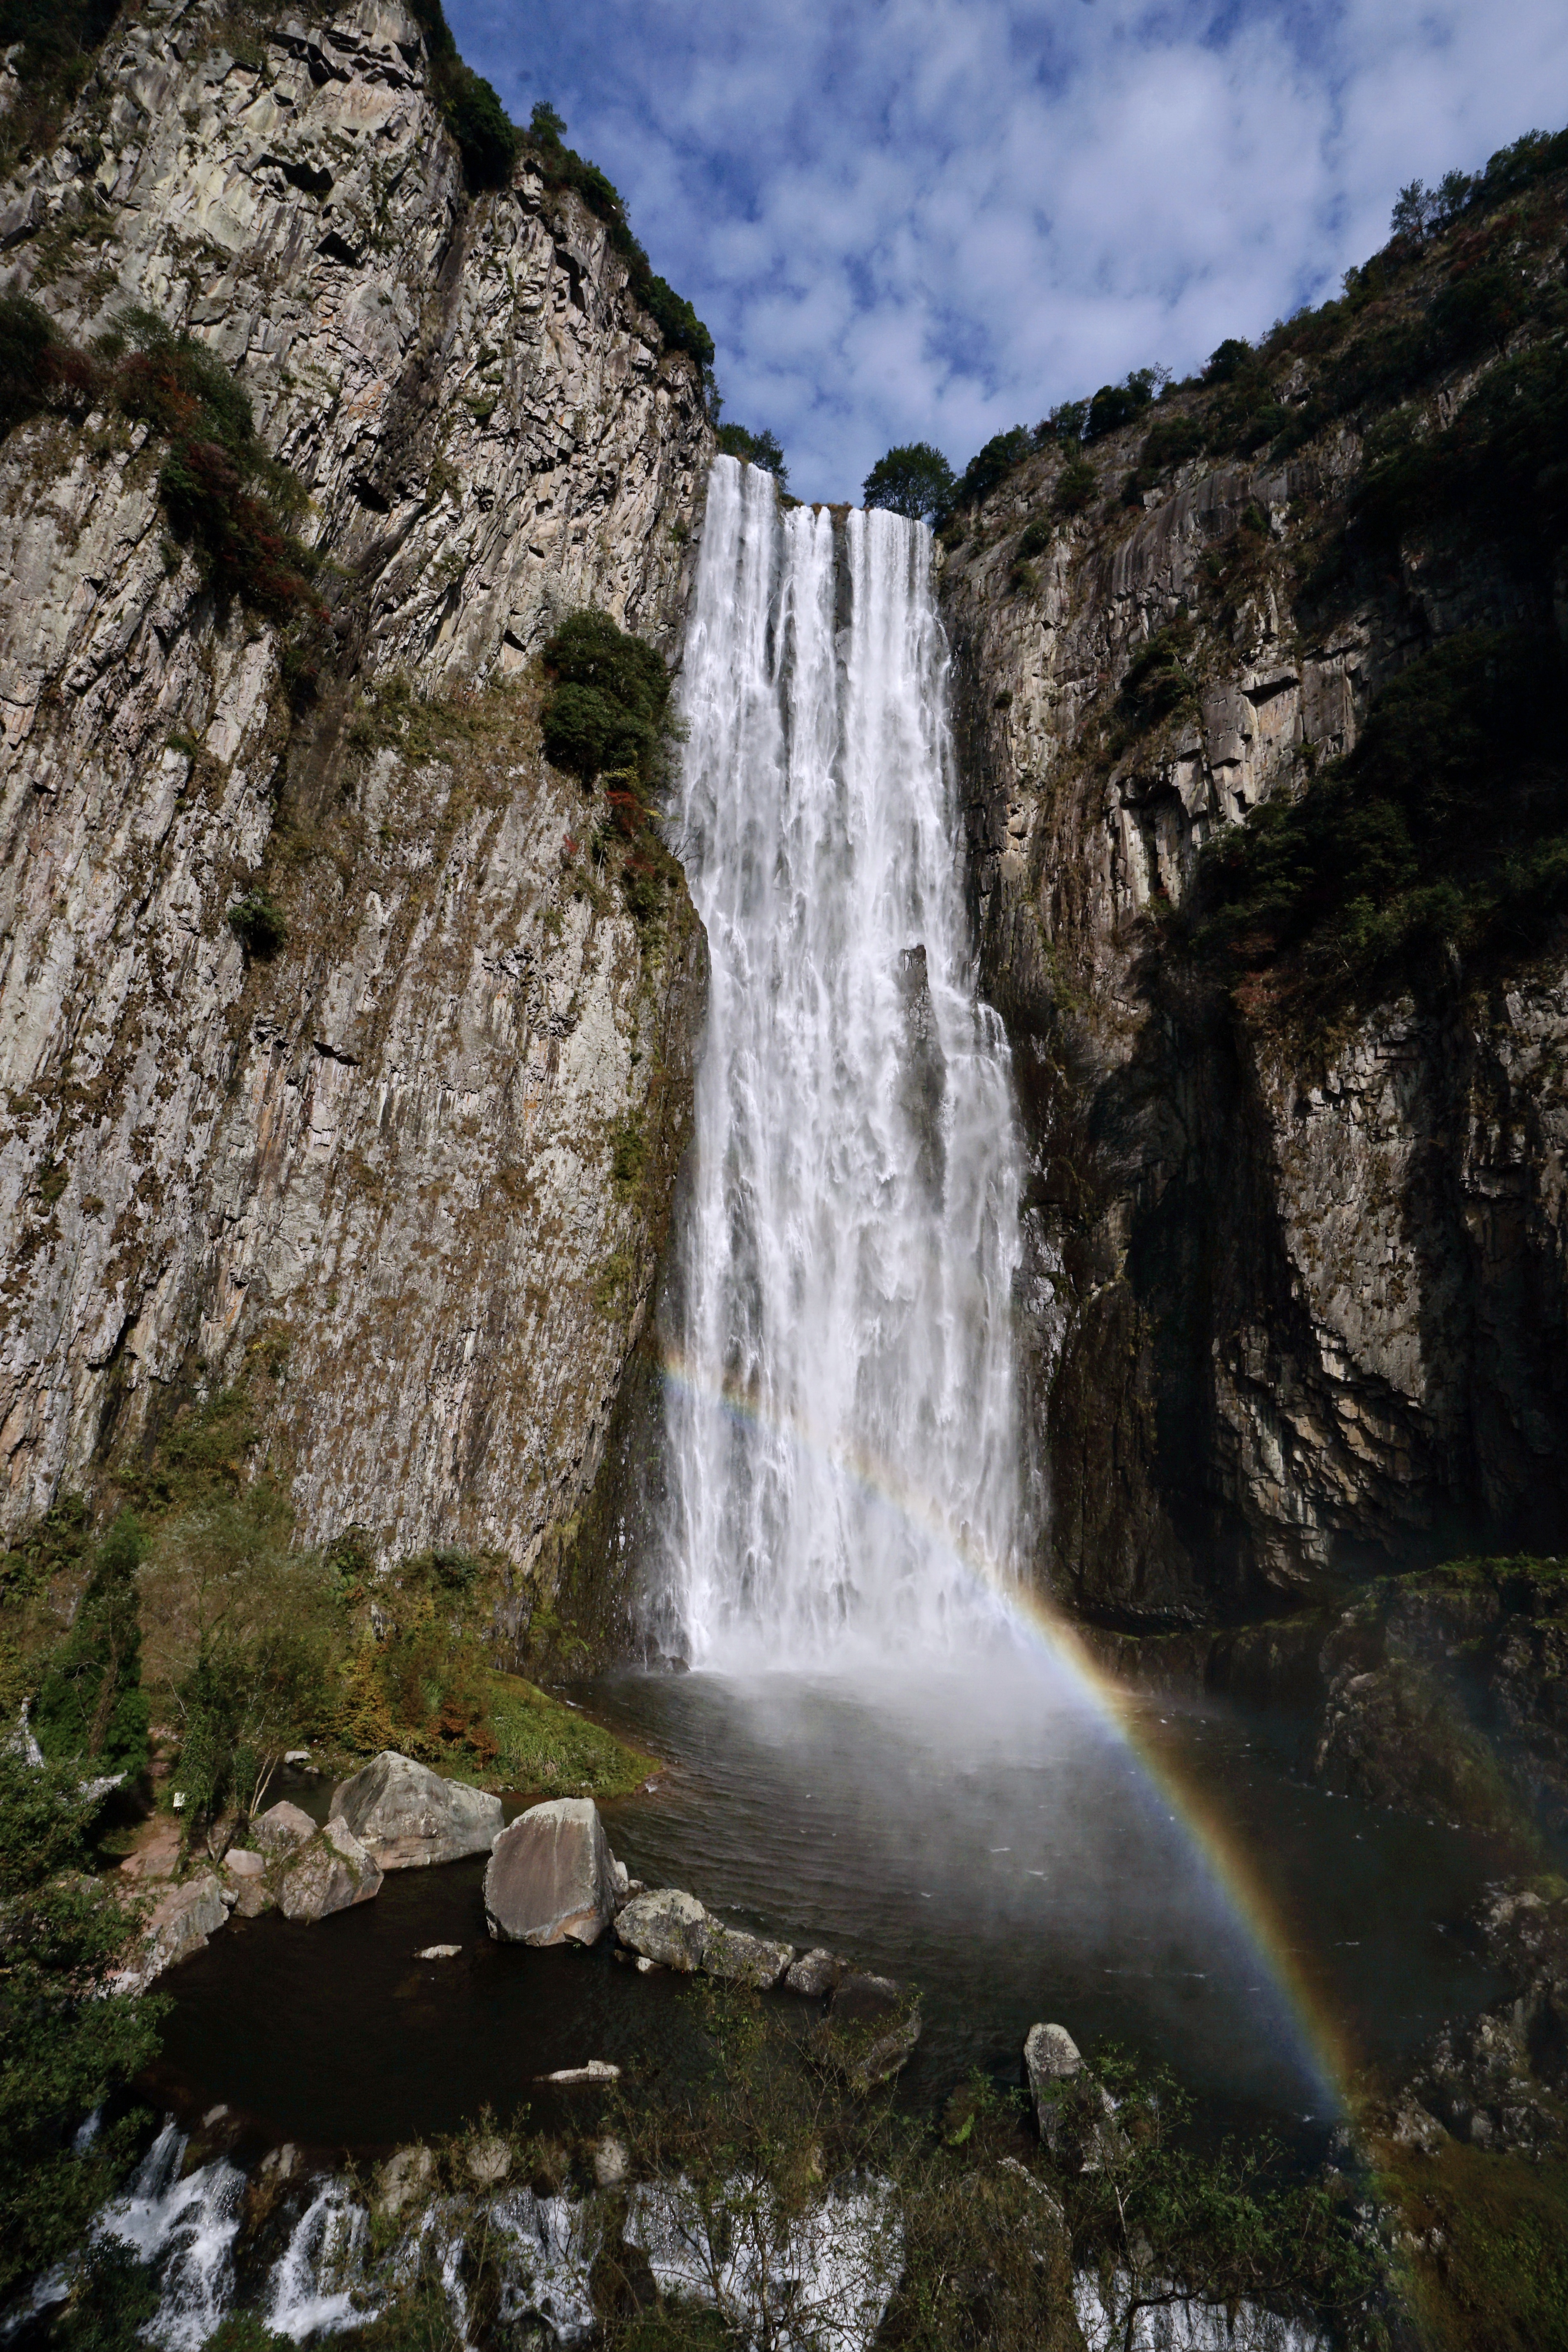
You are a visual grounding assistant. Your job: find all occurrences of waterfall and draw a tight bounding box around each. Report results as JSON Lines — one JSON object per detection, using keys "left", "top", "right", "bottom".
{"left": 659, "top": 456, "right": 1027, "bottom": 1668}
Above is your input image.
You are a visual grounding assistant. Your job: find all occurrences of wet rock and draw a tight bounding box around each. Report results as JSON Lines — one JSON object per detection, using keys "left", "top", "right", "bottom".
{"left": 484, "top": 1797, "right": 619, "bottom": 1947}
{"left": 784, "top": 1947, "right": 843, "bottom": 1997}
{"left": 699, "top": 1920, "right": 794, "bottom": 1988}
{"left": 330, "top": 1750, "right": 503, "bottom": 1868}
{"left": 614, "top": 1887, "right": 707, "bottom": 1972}
{"left": 1025, "top": 2022, "right": 1124, "bottom": 2170}
{"left": 543, "top": 2060, "right": 621, "bottom": 2085}
{"left": 416, "top": 1943, "right": 461, "bottom": 1960}
{"left": 252, "top": 1800, "right": 318, "bottom": 1852}
{"left": 594, "top": 2136, "right": 629, "bottom": 2188}
{"left": 378, "top": 2145, "right": 434, "bottom": 2217}
{"left": 116, "top": 1871, "right": 228, "bottom": 1991}
{"left": 815, "top": 1973, "right": 922, "bottom": 2091}
{"left": 467, "top": 2137, "right": 511, "bottom": 2186}
{"left": 277, "top": 1817, "right": 383, "bottom": 1923}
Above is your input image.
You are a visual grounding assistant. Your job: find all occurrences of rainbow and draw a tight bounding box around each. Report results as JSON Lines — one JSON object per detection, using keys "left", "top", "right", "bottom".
{"left": 660, "top": 1352, "right": 1352, "bottom": 2113}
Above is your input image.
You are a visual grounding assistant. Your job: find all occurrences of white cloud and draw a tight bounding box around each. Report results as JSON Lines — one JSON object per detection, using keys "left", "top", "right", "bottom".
{"left": 448, "top": 0, "right": 1568, "bottom": 502}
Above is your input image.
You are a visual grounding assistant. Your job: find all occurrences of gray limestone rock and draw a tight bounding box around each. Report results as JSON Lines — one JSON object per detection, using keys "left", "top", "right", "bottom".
{"left": 330, "top": 1750, "right": 503, "bottom": 1868}
{"left": 1024, "top": 2022, "right": 1124, "bottom": 2169}
{"left": 276, "top": 1817, "right": 384, "bottom": 1923}
{"left": 784, "top": 1947, "right": 844, "bottom": 1997}
{"left": 614, "top": 1887, "right": 708, "bottom": 1972}
{"left": 251, "top": 1801, "right": 318, "bottom": 1852}
{"left": 484, "top": 1797, "right": 619, "bottom": 1947}
{"left": 116, "top": 1871, "right": 228, "bottom": 1991}
{"left": 815, "top": 1973, "right": 922, "bottom": 2092}
{"left": 699, "top": 1920, "right": 794, "bottom": 1988}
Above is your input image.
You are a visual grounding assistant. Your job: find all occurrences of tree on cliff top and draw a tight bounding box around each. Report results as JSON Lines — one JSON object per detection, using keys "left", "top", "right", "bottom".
{"left": 863, "top": 442, "right": 956, "bottom": 521}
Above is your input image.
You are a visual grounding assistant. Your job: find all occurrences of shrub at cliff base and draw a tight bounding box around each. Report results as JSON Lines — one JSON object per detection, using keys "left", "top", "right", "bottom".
{"left": 0, "top": 1748, "right": 165, "bottom": 2303}
{"left": 33, "top": 1510, "right": 150, "bottom": 1780}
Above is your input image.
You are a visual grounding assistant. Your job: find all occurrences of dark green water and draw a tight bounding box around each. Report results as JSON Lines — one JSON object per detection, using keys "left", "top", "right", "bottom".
{"left": 149, "top": 1664, "right": 1509, "bottom": 2162}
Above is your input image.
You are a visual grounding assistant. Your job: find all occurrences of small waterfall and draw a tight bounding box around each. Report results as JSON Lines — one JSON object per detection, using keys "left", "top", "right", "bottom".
{"left": 97, "top": 2123, "right": 246, "bottom": 2352}
{"left": 660, "top": 455, "right": 1027, "bottom": 1666}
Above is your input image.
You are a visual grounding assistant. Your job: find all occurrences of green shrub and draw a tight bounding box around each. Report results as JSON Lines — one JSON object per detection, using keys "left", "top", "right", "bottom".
{"left": 1140, "top": 412, "right": 1205, "bottom": 472}
{"left": 1121, "top": 613, "right": 1200, "bottom": 727}
{"left": 32, "top": 1510, "right": 150, "bottom": 1778}
{"left": 714, "top": 422, "right": 788, "bottom": 487}
{"left": 540, "top": 608, "right": 671, "bottom": 787}
{"left": 0, "top": 1747, "right": 165, "bottom": 2300}
{"left": 0, "top": 0, "right": 121, "bottom": 177}
{"left": 1017, "top": 515, "right": 1052, "bottom": 559}
{"left": 228, "top": 891, "right": 287, "bottom": 959}
{"left": 958, "top": 426, "right": 1032, "bottom": 503}
{"left": 0, "top": 293, "right": 99, "bottom": 435}
{"left": 862, "top": 440, "right": 956, "bottom": 521}
{"left": 1086, "top": 369, "right": 1159, "bottom": 440}
{"left": 1054, "top": 457, "right": 1097, "bottom": 513}
{"left": 1203, "top": 337, "right": 1252, "bottom": 383}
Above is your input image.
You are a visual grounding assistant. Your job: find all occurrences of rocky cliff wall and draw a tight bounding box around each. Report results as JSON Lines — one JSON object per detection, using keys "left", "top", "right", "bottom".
{"left": 940, "top": 202, "right": 1568, "bottom": 1625}
{"left": 0, "top": 0, "right": 711, "bottom": 1612}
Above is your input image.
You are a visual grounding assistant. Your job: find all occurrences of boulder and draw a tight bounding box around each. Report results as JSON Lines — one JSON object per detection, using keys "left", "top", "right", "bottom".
{"left": 467, "top": 2137, "right": 511, "bottom": 2185}
{"left": 700, "top": 1919, "right": 794, "bottom": 1988}
{"left": 223, "top": 1846, "right": 272, "bottom": 1917}
{"left": 784, "top": 1947, "right": 843, "bottom": 1997}
{"left": 614, "top": 1887, "right": 707, "bottom": 1972}
{"left": 815, "top": 1974, "right": 922, "bottom": 2092}
{"left": 330, "top": 1750, "right": 503, "bottom": 1868}
{"left": 252, "top": 1800, "right": 317, "bottom": 1852}
{"left": 1024, "top": 2023, "right": 1124, "bottom": 2169}
{"left": 484, "top": 1797, "right": 619, "bottom": 1947}
{"left": 277, "top": 1817, "right": 383, "bottom": 1923}
{"left": 378, "top": 2145, "right": 434, "bottom": 2217}
{"left": 116, "top": 1871, "right": 228, "bottom": 1991}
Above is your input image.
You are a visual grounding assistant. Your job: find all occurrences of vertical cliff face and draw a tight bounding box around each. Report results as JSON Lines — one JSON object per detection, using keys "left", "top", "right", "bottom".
{"left": 940, "top": 206, "right": 1568, "bottom": 1624}
{"left": 0, "top": 0, "right": 711, "bottom": 1612}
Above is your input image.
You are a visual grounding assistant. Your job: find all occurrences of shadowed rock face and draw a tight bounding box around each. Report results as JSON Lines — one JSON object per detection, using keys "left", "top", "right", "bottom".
{"left": 331, "top": 1751, "right": 503, "bottom": 1868}
{"left": 941, "top": 391, "right": 1568, "bottom": 1625}
{"left": 484, "top": 1796, "right": 619, "bottom": 1946}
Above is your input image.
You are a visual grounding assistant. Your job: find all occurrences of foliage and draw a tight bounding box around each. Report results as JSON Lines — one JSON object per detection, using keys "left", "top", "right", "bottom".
{"left": 40, "top": 2236, "right": 160, "bottom": 2352}
{"left": 140, "top": 1495, "right": 335, "bottom": 1822}
{"left": 1138, "top": 411, "right": 1205, "bottom": 472}
{"left": 1119, "top": 612, "right": 1200, "bottom": 730}
{"left": 0, "top": 293, "right": 97, "bottom": 434}
{"left": 1379, "top": 2140, "right": 1568, "bottom": 2352}
{"left": 1191, "top": 629, "right": 1568, "bottom": 1013}
{"left": 863, "top": 441, "right": 956, "bottom": 521}
{"left": 32, "top": 1511, "right": 150, "bottom": 1778}
{"left": 523, "top": 103, "right": 714, "bottom": 368}
{"left": 957, "top": 426, "right": 1032, "bottom": 505}
{"left": 0, "top": 1747, "right": 165, "bottom": 2302}
{"left": 1085, "top": 367, "right": 1161, "bottom": 440}
{"left": 399, "top": 0, "right": 519, "bottom": 186}
{"left": 1354, "top": 339, "right": 1568, "bottom": 575}
{"left": 1062, "top": 2050, "right": 1387, "bottom": 2349}
{"left": 1053, "top": 457, "right": 1097, "bottom": 514}
{"left": 714, "top": 422, "right": 789, "bottom": 488}
{"left": 1, "top": 1489, "right": 91, "bottom": 1605}
{"left": 227, "top": 891, "right": 287, "bottom": 960}
{"left": 541, "top": 608, "right": 672, "bottom": 788}
{"left": 0, "top": 0, "right": 121, "bottom": 177}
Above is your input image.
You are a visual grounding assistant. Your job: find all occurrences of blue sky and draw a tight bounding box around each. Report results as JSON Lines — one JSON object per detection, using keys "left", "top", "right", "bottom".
{"left": 445, "top": 0, "right": 1568, "bottom": 504}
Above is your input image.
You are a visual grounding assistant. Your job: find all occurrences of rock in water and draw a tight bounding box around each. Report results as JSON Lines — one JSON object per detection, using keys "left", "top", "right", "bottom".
{"left": 277, "top": 1818, "right": 384, "bottom": 1923}
{"left": 330, "top": 1750, "right": 503, "bottom": 1868}
{"left": 814, "top": 1973, "right": 922, "bottom": 2091}
{"left": 115, "top": 1872, "right": 229, "bottom": 1991}
{"left": 784, "top": 1947, "right": 844, "bottom": 1996}
{"left": 1024, "top": 2022, "right": 1124, "bottom": 2169}
{"left": 484, "top": 1797, "right": 620, "bottom": 1946}
{"left": 614, "top": 1887, "right": 708, "bottom": 1971}
{"left": 699, "top": 1919, "right": 795, "bottom": 1987}
{"left": 251, "top": 1800, "right": 317, "bottom": 1852}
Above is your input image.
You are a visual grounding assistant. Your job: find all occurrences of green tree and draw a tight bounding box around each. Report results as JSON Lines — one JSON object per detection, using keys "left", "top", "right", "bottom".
{"left": 0, "top": 1749, "right": 165, "bottom": 2300}
{"left": 714, "top": 423, "right": 789, "bottom": 489}
{"left": 862, "top": 441, "right": 956, "bottom": 521}
{"left": 33, "top": 1512, "right": 150, "bottom": 1779}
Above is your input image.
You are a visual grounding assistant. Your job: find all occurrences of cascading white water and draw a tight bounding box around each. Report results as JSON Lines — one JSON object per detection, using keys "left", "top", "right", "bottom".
{"left": 660, "top": 455, "right": 1027, "bottom": 1667}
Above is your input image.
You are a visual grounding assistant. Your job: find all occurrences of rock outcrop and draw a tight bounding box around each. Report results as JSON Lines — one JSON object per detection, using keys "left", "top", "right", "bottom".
{"left": 0, "top": 0, "right": 710, "bottom": 1646}
{"left": 331, "top": 1750, "right": 502, "bottom": 1868}
{"left": 484, "top": 1794, "right": 619, "bottom": 1945}
{"left": 612, "top": 1885, "right": 709, "bottom": 1972}
{"left": 940, "top": 202, "right": 1568, "bottom": 1626}
{"left": 116, "top": 1868, "right": 228, "bottom": 1990}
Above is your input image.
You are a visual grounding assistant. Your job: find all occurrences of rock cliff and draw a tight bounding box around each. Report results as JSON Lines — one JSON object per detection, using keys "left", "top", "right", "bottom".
{"left": 940, "top": 170, "right": 1568, "bottom": 1626}
{"left": 0, "top": 0, "right": 710, "bottom": 1621}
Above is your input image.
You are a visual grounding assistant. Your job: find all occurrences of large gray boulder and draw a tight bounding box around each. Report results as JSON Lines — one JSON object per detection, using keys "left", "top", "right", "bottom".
{"left": 700, "top": 1919, "right": 795, "bottom": 1988}
{"left": 614, "top": 1887, "right": 708, "bottom": 1972}
{"left": 114, "top": 1872, "right": 228, "bottom": 1992}
{"left": 330, "top": 1751, "right": 503, "bottom": 1868}
{"left": 484, "top": 1797, "right": 619, "bottom": 1946}
{"left": 1024, "top": 2022, "right": 1124, "bottom": 2170}
{"left": 277, "top": 1817, "right": 384, "bottom": 1923}
{"left": 251, "top": 1799, "right": 317, "bottom": 1852}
